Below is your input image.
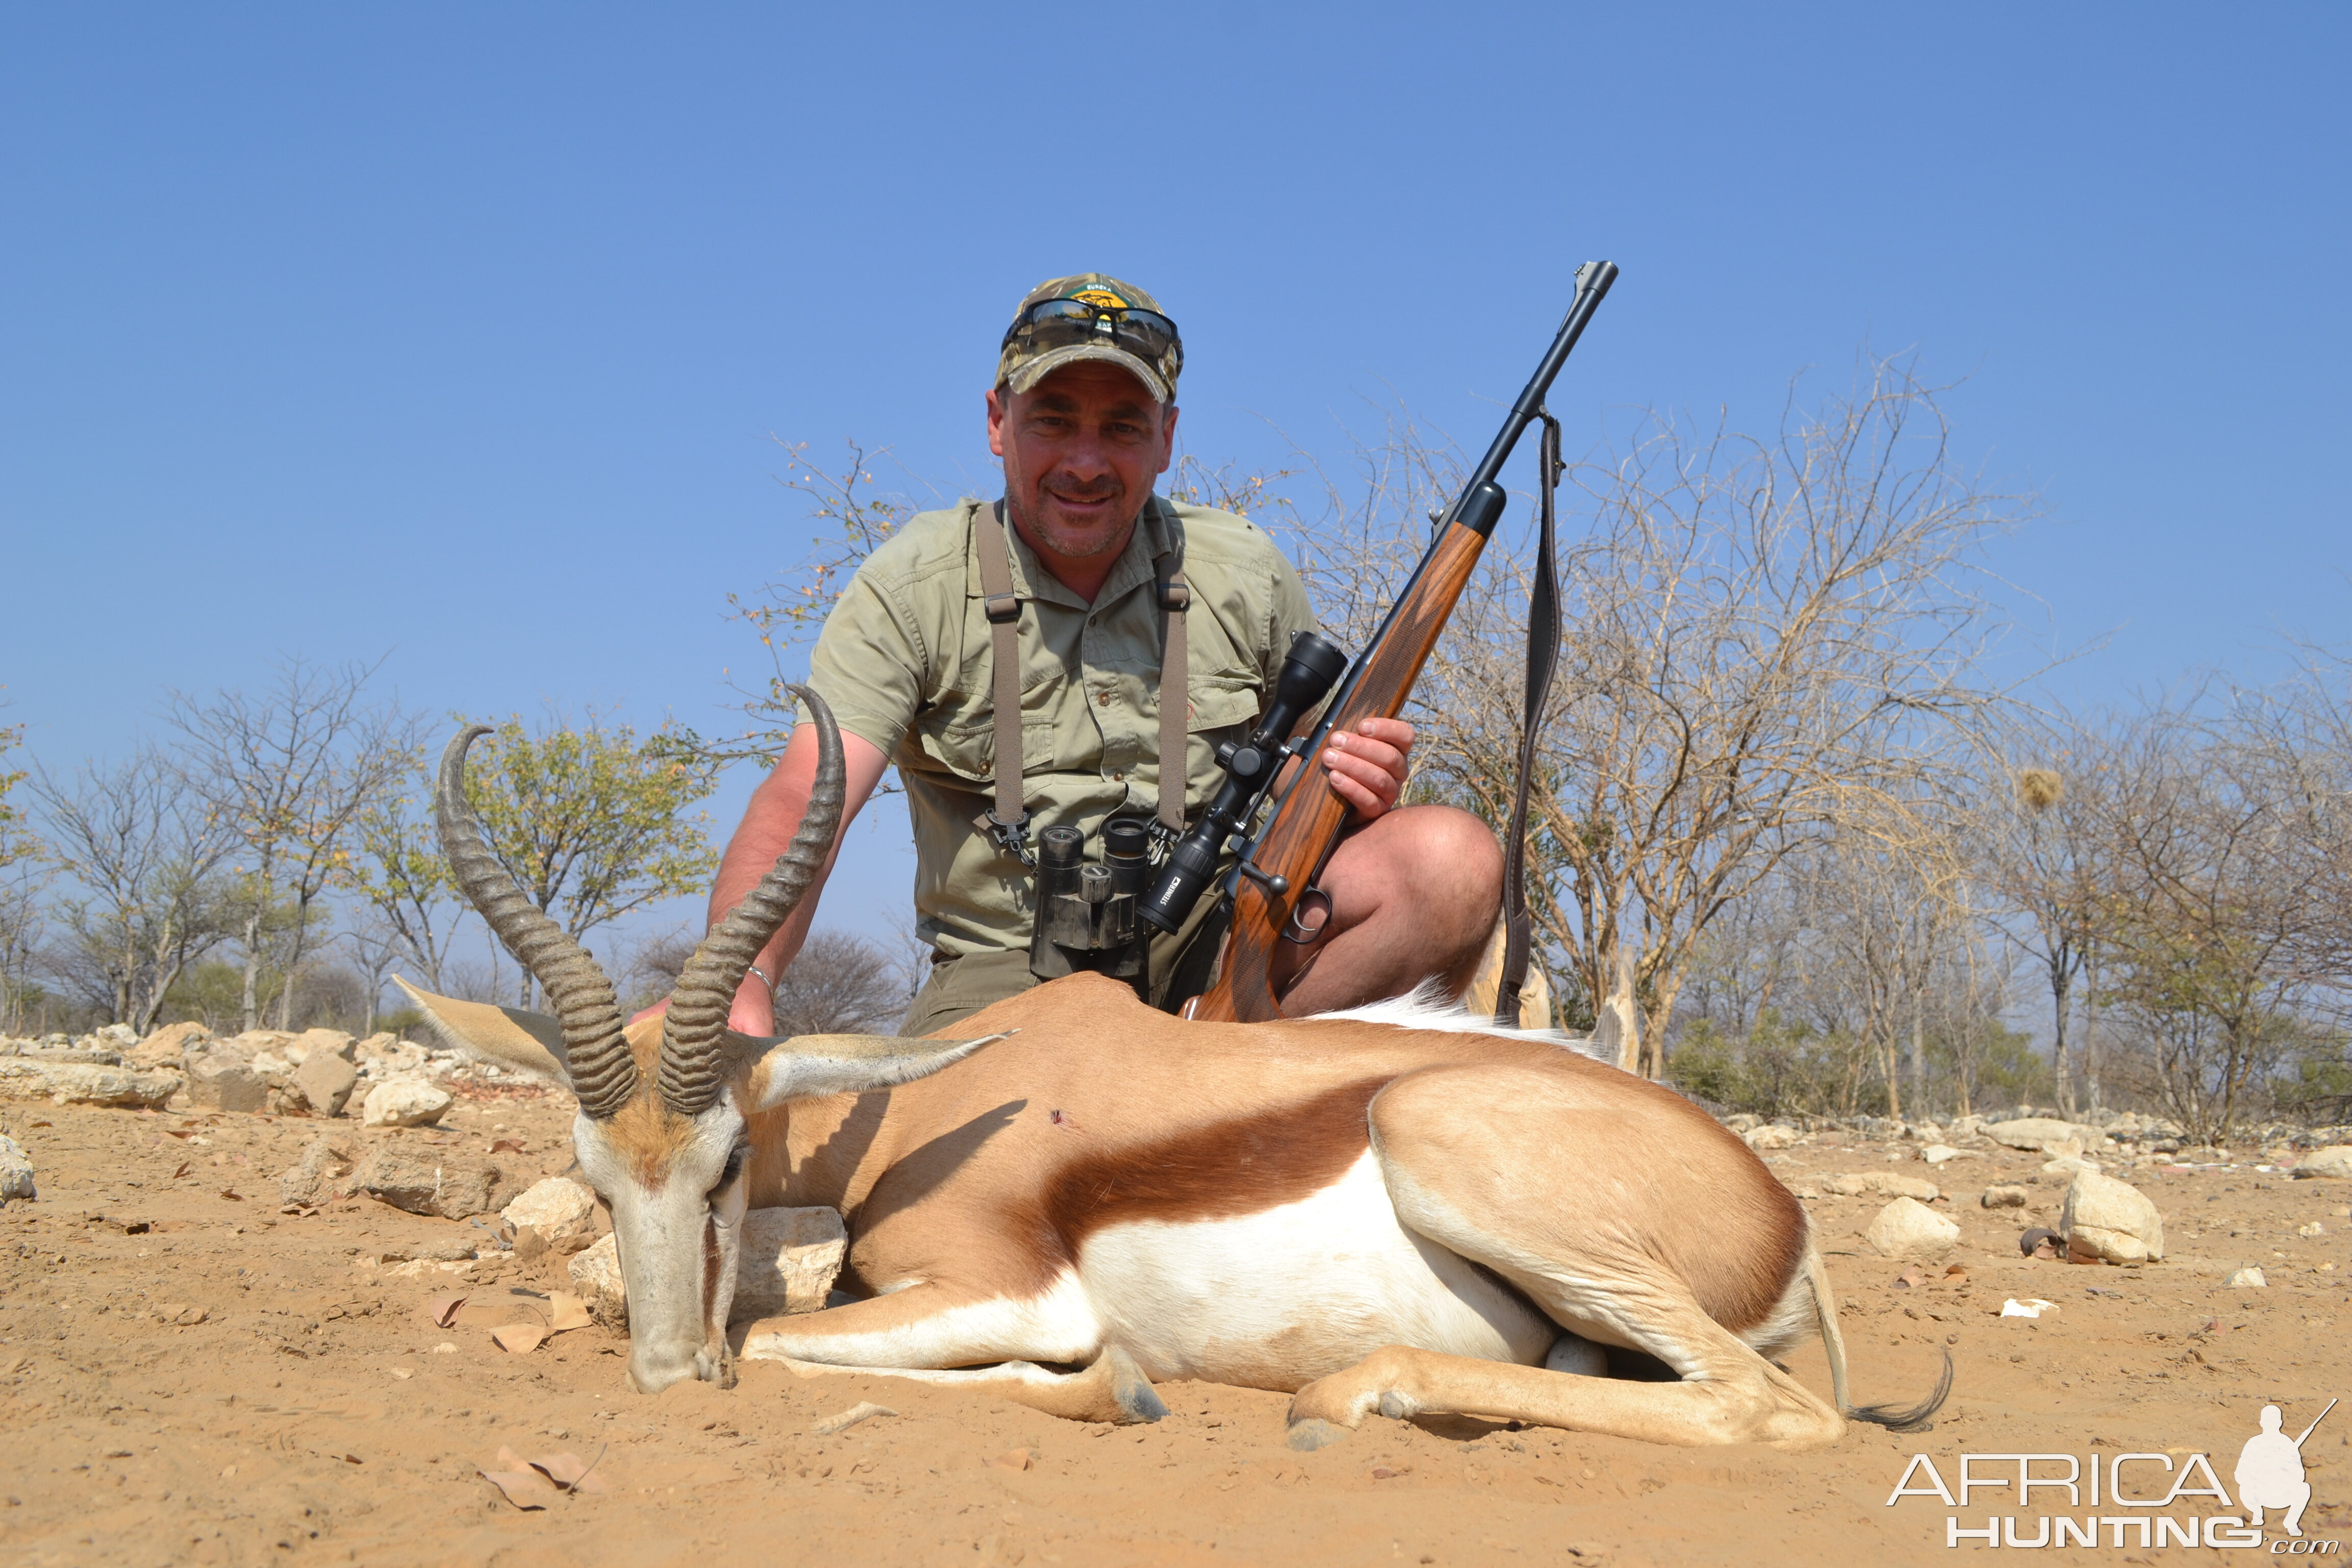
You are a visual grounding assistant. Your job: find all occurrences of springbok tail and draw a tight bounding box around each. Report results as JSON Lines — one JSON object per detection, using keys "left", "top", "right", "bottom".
{"left": 1804, "top": 1244, "right": 1952, "bottom": 1434}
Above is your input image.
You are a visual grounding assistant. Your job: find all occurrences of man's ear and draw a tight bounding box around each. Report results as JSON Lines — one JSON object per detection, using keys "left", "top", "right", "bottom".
{"left": 740, "top": 1031, "right": 1010, "bottom": 1113}
{"left": 391, "top": 976, "right": 574, "bottom": 1091}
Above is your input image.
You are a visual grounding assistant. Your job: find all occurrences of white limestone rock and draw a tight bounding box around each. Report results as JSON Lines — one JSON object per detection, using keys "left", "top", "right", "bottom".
{"left": 1864, "top": 1196, "right": 1961, "bottom": 1259}
{"left": 183, "top": 1049, "right": 268, "bottom": 1112}
{"left": 277, "top": 1135, "right": 353, "bottom": 1207}
{"left": 0, "top": 1133, "right": 34, "bottom": 1202}
{"left": 129, "top": 1021, "right": 209, "bottom": 1067}
{"left": 285, "top": 1028, "right": 356, "bottom": 1067}
{"left": 1824, "top": 1171, "right": 1941, "bottom": 1202}
{"left": 2060, "top": 1169, "right": 2164, "bottom": 1264}
{"left": 2293, "top": 1146, "right": 2352, "bottom": 1180}
{"left": 729, "top": 1206, "right": 848, "bottom": 1322}
{"left": 1986, "top": 1117, "right": 2108, "bottom": 1154}
{"left": 2224, "top": 1266, "right": 2268, "bottom": 1289}
{"left": 570, "top": 1233, "right": 627, "bottom": 1327}
{"left": 501, "top": 1177, "right": 598, "bottom": 1253}
{"left": 0, "top": 1058, "right": 181, "bottom": 1110}
{"left": 361, "top": 1078, "right": 452, "bottom": 1128}
{"left": 1744, "top": 1124, "right": 1798, "bottom": 1151}
{"left": 292, "top": 1051, "right": 359, "bottom": 1117}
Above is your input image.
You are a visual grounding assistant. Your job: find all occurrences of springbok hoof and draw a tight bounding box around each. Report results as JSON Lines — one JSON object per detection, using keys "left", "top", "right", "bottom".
{"left": 1102, "top": 1345, "right": 1168, "bottom": 1425}
{"left": 1286, "top": 1418, "right": 1350, "bottom": 1452}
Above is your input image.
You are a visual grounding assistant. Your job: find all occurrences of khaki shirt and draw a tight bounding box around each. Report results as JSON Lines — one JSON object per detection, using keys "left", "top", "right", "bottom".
{"left": 804, "top": 495, "right": 1322, "bottom": 958}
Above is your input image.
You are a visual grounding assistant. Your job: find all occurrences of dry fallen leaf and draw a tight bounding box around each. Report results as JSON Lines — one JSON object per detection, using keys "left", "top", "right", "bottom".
{"left": 456, "top": 1300, "right": 532, "bottom": 1328}
{"left": 547, "top": 1293, "right": 592, "bottom": 1333}
{"left": 490, "top": 1138, "right": 526, "bottom": 1155}
{"left": 425, "top": 1294, "right": 468, "bottom": 1329}
{"left": 528, "top": 1449, "right": 610, "bottom": 1494}
{"left": 481, "top": 1444, "right": 609, "bottom": 1507}
{"left": 988, "top": 1448, "right": 1035, "bottom": 1472}
{"left": 1892, "top": 1269, "right": 1928, "bottom": 1289}
{"left": 1943, "top": 1264, "right": 1969, "bottom": 1280}
{"left": 218, "top": 1189, "right": 242, "bottom": 1202}
{"left": 481, "top": 1463, "right": 560, "bottom": 1510}
{"left": 492, "top": 1324, "right": 548, "bottom": 1355}
{"left": 811, "top": 1401, "right": 897, "bottom": 1436}
{"left": 163, "top": 1129, "right": 193, "bottom": 1140}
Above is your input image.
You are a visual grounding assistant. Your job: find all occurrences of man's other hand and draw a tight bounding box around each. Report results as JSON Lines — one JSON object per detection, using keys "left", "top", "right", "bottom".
{"left": 626, "top": 981, "right": 775, "bottom": 1038}
{"left": 1320, "top": 716, "right": 1413, "bottom": 822}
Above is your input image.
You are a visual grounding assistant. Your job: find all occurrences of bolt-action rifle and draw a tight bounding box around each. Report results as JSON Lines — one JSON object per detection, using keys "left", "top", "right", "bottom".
{"left": 1141, "top": 260, "right": 1619, "bottom": 1022}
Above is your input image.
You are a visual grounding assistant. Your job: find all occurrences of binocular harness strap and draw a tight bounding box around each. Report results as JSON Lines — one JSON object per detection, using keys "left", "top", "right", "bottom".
{"left": 972, "top": 500, "right": 1188, "bottom": 868}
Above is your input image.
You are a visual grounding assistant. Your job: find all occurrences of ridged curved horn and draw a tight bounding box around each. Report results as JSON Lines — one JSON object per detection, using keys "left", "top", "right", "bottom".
{"left": 435, "top": 725, "right": 638, "bottom": 1120}
{"left": 658, "top": 685, "right": 846, "bottom": 1116}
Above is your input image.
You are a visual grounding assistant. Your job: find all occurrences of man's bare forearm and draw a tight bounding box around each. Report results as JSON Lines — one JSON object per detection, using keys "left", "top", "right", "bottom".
{"left": 694, "top": 723, "right": 889, "bottom": 1035}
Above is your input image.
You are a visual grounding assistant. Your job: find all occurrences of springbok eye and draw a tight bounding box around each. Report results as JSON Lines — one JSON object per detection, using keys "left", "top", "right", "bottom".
{"left": 712, "top": 1142, "right": 749, "bottom": 1194}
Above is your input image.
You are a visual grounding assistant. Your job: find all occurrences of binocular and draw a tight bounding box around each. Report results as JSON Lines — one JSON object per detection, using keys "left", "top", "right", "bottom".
{"left": 1027, "top": 817, "right": 1153, "bottom": 996}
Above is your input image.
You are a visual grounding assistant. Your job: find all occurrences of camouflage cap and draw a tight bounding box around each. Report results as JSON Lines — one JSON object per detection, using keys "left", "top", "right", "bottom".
{"left": 995, "top": 273, "right": 1183, "bottom": 404}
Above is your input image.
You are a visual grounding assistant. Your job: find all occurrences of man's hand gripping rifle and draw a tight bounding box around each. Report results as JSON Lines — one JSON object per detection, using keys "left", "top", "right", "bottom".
{"left": 1147, "top": 260, "right": 1619, "bottom": 1022}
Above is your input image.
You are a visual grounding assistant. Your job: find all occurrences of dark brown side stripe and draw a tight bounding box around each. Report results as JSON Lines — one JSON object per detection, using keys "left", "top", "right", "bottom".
{"left": 1031, "top": 1078, "right": 1388, "bottom": 1252}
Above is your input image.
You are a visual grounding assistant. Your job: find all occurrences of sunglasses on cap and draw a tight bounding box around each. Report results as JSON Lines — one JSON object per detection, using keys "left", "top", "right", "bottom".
{"left": 1001, "top": 297, "right": 1183, "bottom": 363}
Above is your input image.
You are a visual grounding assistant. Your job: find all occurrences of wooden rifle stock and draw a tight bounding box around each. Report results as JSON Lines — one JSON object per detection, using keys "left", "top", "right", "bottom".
{"left": 1185, "top": 262, "right": 1619, "bottom": 1023}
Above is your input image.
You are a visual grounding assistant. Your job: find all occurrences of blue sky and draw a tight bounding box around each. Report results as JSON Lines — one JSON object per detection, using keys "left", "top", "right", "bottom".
{"left": 4, "top": 4, "right": 2345, "bottom": 954}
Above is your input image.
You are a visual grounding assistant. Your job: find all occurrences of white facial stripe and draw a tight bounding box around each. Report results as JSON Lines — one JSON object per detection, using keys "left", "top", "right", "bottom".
{"left": 571, "top": 1102, "right": 748, "bottom": 1390}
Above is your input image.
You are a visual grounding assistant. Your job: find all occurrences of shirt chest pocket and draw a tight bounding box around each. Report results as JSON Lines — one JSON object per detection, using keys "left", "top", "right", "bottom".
{"left": 1185, "top": 676, "right": 1261, "bottom": 736}
{"left": 912, "top": 694, "right": 1059, "bottom": 784}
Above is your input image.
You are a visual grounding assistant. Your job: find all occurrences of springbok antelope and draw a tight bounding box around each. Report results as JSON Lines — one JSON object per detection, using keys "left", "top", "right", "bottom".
{"left": 400, "top": 689, "right": 1948, "bottom": 1450}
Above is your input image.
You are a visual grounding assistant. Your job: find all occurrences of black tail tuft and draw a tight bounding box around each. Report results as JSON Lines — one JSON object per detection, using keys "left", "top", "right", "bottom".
{"left": 1847, "top": 1349, "right": 1953, "bottom": 1434}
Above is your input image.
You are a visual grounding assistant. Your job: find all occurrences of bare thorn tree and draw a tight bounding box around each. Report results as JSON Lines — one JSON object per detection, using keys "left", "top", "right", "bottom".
{"left": 31, "top": 748, "right": 238, "bottom": 1032}
{"left": 1324, "top": 357, "right": 2025, "bottom": 1077}
{"left": 167, "top": 656, "right": 421, "bottom": 1033}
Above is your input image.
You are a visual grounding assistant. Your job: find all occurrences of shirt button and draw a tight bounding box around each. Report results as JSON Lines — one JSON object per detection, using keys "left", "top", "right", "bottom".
{"left": 1096, "top": 691, "right": 1111, "bottom": 706}
{"left": 1112, "top": 771, "right": 1125, "bottom": 782}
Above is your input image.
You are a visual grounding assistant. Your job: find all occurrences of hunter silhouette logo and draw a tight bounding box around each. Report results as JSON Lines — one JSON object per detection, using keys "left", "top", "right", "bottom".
{"left": 2240, "top": 1400, "right": 2334, "bottom": 1538}
{"left": 1884, "top": 1396, "right": 2339, "bottom": 1550}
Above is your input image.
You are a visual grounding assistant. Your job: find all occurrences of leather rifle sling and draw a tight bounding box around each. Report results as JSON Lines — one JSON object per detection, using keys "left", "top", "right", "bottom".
{"left": 1493, "top": 412, "right": 1564, "bottom": 1028}
{"left": 971, "top": 501, "right": 1189, "bottom": 863}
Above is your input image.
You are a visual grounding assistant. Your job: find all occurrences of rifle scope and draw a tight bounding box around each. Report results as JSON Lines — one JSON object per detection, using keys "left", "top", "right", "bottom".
{"left": 1140, "top": 629, "right": 1349, "bottom": 935}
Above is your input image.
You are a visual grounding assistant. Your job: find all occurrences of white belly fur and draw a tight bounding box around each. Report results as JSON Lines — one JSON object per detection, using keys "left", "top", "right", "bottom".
{"left": 1077, "top": 1150, "right": 1556, "bottom": 1391}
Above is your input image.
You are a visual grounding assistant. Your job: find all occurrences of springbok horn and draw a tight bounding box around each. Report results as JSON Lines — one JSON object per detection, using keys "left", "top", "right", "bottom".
{"left": 435, "top": 725, "right": 638, "bottom": 1120}
{"left": 658, "top": 684, "right": 846, "bottom": 1116}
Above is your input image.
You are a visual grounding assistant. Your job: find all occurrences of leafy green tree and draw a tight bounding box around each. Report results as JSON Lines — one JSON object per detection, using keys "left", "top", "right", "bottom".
{"left": 337, "top": 745, "right": 471, "bottom": 994}
{"left": 456, "top": 713, "right": 723, "bottom": 1005}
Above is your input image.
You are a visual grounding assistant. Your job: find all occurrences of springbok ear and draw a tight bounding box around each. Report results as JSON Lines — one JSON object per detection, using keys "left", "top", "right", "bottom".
{"left": 740, "top": 1030, "right": 1011, "bottom": 1113}
{"left": 392, "top": 976, "right": 575, "bottom": 1091}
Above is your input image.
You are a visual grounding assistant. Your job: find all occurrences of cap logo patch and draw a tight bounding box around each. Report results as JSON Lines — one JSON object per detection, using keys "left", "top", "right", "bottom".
{"left": 1068, "top": 287, "right": 1129, "bottom": 308}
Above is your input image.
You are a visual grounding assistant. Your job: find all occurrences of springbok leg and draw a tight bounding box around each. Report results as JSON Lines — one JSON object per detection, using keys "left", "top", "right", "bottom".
{"left": 765, "top": 1345, "right": 1168, "bottom": 1426}
{"left": 1286, "top": 1065, "right": 1844, "bottom": 1451}
{"left": 734, "top": 1277, "right": 1164, "bottom": 1424}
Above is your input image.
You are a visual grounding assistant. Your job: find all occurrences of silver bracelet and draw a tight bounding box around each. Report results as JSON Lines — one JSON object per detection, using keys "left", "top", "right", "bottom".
{"left": 747, "top": 964, "right": 773, "bottom": 989}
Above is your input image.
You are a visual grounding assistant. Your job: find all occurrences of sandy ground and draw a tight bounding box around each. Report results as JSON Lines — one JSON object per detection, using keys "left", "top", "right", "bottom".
{"left": 4, "top": 1090, "right": 2349, "bottom": 1567}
